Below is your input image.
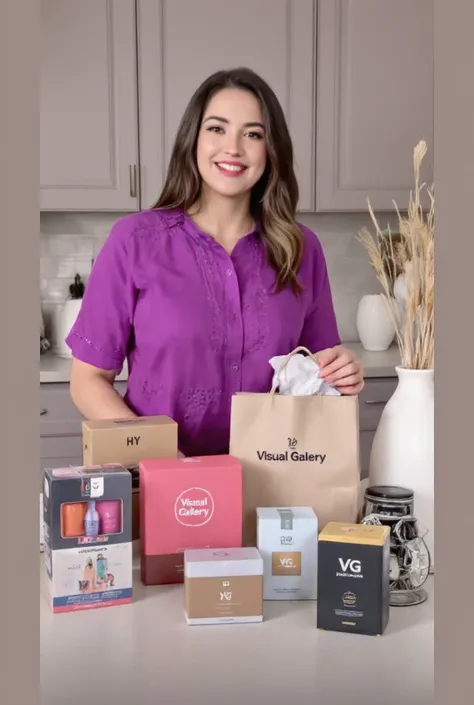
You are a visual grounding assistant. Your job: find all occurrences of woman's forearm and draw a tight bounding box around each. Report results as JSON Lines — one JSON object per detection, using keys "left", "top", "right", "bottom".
{"left": 71, "top": 374, "right": 137, "bottom": 421}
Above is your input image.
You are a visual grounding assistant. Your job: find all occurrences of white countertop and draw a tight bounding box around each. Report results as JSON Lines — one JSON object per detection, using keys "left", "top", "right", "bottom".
{"left": 40, "top": 352, "right": 128, "bottom": 383}
{"left": 40, "top": 343, "right": 400, "bottom": 384}
{"left": 40, "top": 554, "right": 433, "bottom": 705}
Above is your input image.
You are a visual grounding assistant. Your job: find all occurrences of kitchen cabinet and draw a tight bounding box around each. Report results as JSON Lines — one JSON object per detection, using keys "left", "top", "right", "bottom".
{"left": 315, "top": 0, "right": 434, "bottom": 212}
{"left": 40, "top": 0, "right": 434, "bottom": 214}
{"left": 40, "top": 0, "right": 140, "bottom": 211}
{"left": 39, "top": 380, "right": 127, "bottom": 488}
{"left": 136, "top": 0, "right": 316, "bottom": 211}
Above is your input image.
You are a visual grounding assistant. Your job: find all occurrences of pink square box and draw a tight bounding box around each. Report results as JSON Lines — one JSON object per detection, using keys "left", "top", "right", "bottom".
{"left": 139, "top": 455, "right": 243, "bottom": 585}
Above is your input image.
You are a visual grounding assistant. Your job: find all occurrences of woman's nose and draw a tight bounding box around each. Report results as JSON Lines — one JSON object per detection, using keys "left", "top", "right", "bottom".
{"left": 223, "top": 133, "right": 243, "bottom": 156}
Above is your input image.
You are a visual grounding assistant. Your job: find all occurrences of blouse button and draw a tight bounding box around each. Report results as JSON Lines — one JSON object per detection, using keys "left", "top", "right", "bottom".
{"left": 232, "top": 364, "right": 239, "bottom": 372}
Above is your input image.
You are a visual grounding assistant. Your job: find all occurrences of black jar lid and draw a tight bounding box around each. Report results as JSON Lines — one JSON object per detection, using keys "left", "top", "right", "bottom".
{"left": 365, "top": 485, "right": 414, "bottom": 501}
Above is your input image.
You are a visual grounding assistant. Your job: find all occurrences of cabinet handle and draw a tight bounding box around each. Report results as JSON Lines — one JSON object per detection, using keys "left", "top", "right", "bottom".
{"left": 129, "top": 164, "right": 137, "bottom": 198}
{"left": 40, "top": 408, "right": 47, "bottom": 416}
{"left": 365, "top": 400, "right": 386, "bottom": 405}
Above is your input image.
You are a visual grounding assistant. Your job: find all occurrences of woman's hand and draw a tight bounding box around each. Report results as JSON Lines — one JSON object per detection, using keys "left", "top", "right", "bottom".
{"left": 316, "top": 345, "right": 364, "bottom": 395}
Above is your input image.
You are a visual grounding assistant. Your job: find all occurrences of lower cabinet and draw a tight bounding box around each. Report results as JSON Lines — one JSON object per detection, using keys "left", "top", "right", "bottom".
{"left": 39, "top": 381, "right": 127, "bottom": 487}
{"left": 40, "top": 377, "right": 396, "bottom": 484}
{"left": 359, "top": 430, "right": 375, "bottom": 480}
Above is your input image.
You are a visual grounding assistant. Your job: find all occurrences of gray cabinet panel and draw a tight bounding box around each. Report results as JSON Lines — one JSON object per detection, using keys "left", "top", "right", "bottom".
{"left": 40, "top": 380, "right": 127, "bottom": 436}
{"left": 40, "top": 0, "right": 139, "bottom": 210}
{"left": 358, "top": 378, "right": 396, "bottom": 432}
{"left": 359, "top": 430, "right": 375, "bottom": 480}
{"left": 40, "top": 380, "right": 129, "bottom": 487}
{"left": 137, "top": 0, "right": 316, "bottom": 211}
{"left": 316, "top": 0, "right": 433, "bottom": 211}
{"left": 41, "top": 435, "right": 83, "bottom": 459}
{"left": 40, "top": 383, "right": 84, "bottom": 436}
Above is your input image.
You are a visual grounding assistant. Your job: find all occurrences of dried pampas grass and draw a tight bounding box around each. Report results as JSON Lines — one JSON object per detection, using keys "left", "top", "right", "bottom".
{"left": 357, "top": 140, "right": 434, "bottom": 370}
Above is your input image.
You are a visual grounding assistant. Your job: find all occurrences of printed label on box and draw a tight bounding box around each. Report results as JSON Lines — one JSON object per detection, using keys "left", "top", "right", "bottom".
{"left": 48, "top": 542, "right": 133, "bottom": 613}
{"left": 271, "top": 551, "right": 302, "bottom": 576}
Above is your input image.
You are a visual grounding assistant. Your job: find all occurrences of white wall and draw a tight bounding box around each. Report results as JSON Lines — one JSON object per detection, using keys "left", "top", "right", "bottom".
{"left": 40, "top": 210, "right": 399, "bottom": 344}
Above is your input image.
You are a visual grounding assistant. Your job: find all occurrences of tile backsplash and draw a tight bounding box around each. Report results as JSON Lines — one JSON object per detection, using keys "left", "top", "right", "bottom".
{"left": 40, "top": 210, "right": 399, "bottom": 344}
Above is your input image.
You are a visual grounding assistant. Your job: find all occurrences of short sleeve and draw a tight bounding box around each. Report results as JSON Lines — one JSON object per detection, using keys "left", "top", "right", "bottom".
{"left": 65, "top": 218, "right": 137, "bottom": 371}
{"left": 298, "top": 229, "right": 341, "bottom": 352}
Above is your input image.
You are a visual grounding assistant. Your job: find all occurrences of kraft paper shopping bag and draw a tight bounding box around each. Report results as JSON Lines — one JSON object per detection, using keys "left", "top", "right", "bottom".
{"left": 229, "top": 347, "right": 361, "bottom": 546}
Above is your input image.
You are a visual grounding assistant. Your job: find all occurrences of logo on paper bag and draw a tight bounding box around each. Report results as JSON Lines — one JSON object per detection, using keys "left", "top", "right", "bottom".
{"left": 174, "top": 487, "right": 215, "bottom": 527}
{"left": 256, "top": 438, "right": 326, "bottom": 464}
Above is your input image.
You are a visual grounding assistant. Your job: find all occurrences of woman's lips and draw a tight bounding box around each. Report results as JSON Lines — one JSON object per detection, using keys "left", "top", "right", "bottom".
{"left": 214, "top": 162, "right": 248, "bottom": 177}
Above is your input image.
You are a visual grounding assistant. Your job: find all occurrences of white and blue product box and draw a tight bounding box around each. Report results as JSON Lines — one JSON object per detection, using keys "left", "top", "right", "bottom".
{"left": 42, "top": 464, "right": 133, "bottom": 613}
{"left": 256, "top": 507, "right": 319, "bottom": 600}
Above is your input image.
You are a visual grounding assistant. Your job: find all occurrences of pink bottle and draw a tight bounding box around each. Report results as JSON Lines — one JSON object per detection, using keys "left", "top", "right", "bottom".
{"left": 97, "top": 500, "right": 122, "bottom": 535}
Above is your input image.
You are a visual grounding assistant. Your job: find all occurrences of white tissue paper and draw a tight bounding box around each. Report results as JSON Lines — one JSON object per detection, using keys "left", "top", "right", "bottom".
{"left": 270, "top": 353, "right": 341, "bottom": 396}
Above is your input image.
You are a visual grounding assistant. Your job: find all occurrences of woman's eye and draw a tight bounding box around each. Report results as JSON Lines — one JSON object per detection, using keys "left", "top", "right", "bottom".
{"left": 207, "top": 125, "right": 224, "bottom": 134}
{"left": 246, "top": 132, "right": 264, "bottom": 140}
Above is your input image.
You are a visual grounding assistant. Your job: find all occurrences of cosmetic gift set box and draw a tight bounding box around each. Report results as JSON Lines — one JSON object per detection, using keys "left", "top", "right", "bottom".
{"left": 43, "top": 464, "right": 133, "bottom": 613}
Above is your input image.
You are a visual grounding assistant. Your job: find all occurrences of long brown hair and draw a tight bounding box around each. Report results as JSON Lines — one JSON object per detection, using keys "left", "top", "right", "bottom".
{"left": 152, "top": 68, "right": 304, "bottom": 293}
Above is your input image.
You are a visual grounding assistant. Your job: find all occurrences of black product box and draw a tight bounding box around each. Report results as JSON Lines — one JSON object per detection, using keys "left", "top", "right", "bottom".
{"left": 317, "top": 522, "right": 391, "bottom": 636}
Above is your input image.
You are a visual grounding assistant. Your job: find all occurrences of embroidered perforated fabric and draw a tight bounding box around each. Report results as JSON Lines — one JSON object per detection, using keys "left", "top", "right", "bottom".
{"left": 66, "top": 208, "right": 340, "bottom": 456}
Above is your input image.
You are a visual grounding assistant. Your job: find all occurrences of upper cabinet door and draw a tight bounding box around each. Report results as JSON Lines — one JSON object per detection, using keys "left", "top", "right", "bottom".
{"left": 137, "top": 0, "right": 316, "bottom": 211}
{"left": 315, "top": 0, "right": 434, "bottom": 212}
{"left": 40, "top": 0, "right": 140, "bottom": 211}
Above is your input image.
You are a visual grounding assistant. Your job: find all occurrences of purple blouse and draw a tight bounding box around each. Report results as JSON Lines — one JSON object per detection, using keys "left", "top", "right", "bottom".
{"left": 66, "top": 208, "right": 340, "bottom": 456}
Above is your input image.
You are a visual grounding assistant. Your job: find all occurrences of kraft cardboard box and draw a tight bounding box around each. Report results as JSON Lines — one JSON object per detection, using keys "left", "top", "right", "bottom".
{"left": 317, "top": 522, "right": 391, "bottom": 636}
{"left": 184, "top": 547, "right": 264, "bottom": 625}
{"left": 140, "top": 455, "right": 243, "bottom": 585}
{"left": 82, "top": 416, "right": 178, "bottom": 466}
{"left": 82, "top": 416, "right": 178, "bottom": 540}
{"left": 257, "top": 507, "right": 319, "bottom": 600}
{"left": 42, "top": 463, "right": 133, "bottom": 613}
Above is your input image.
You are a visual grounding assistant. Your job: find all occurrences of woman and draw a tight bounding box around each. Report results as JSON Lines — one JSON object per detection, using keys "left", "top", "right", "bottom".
{"left": 95, "top": 554, "right": 108, "bottom": 588}
{"left": 82, "top": 558, "right": 95, "bottom": 593}
{"left": 67, "top": 67, "right": 364, "bottom": 457}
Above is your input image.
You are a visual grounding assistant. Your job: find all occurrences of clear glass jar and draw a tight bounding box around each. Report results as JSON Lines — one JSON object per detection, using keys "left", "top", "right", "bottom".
{"left": 363, "top": 485, "right": 414, "bottom": 525}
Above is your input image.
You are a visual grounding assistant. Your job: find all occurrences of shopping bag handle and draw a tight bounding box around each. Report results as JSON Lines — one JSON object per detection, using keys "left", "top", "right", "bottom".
{"left": 270, "top": 345, "right": 319, "bottom": 395}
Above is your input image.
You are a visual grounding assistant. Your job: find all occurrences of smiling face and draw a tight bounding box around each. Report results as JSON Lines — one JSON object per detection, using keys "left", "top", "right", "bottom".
{"left": 195, "top": 88, "right": 267, "bottom": 201}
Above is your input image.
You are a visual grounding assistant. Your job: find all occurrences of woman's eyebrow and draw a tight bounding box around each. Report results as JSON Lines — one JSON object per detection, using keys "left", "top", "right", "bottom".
{"left": 203, "top": 115, "right": 265, "bottom": 130}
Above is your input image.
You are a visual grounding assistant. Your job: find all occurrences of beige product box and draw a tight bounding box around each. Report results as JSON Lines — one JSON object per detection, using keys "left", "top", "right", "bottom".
{"left": 82, "top": 416, "right": 178, "bottom": 541}
{"left": 257, "top": 507, "right": 319, "bottom": 601}
{"left": 184, "top": 547, "right": 264, "bottom": 625}
{"left": 82, "top": 416, "right": 178, "bottom": 467}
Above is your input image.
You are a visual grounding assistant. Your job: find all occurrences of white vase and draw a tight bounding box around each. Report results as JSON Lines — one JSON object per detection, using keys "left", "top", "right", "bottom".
{"left": 369, "top": 366, "right": 434, "bottom": 568}
{"left": 356, "top": 294, "right": 395, "bottom": 351}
